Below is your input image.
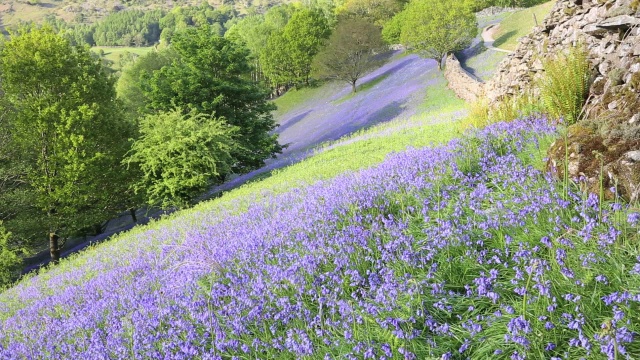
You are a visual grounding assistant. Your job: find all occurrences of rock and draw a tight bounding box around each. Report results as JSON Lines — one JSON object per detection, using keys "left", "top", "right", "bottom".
{"left": 596, "top": 15, "right": 640, "bottom": 29}
{"left": 624, "top": 150, "right": 640, "bottom": 162}
{"left": 630, "top": 114, "right": 640, "bottom": 124}
{"left": 583, "top": 23, "right": 609, "bottom": 37}
{"left": 609, "top": 151, "right": 640, "bottom": 201}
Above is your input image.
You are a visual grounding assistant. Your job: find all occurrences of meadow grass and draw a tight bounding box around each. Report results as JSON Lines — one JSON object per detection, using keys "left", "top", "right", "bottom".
{"left": 333, "top": 73, "right": 393, "bottom": 104}
{"left": 3, "top": 117, "right": 639, "bottom": 359}
{"left": 272, "top": 82, "right": 342, "bottom": 117}
{"left": 91, "top": 46, "right": 154, "bottom": 66}
{"left": 493, "top": 1, "right": 556, "bottom": 51}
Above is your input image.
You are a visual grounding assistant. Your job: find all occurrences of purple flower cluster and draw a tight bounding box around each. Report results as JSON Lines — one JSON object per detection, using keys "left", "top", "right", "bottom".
{"left": 1, "top": 117, "right": 638, "bottom": 359}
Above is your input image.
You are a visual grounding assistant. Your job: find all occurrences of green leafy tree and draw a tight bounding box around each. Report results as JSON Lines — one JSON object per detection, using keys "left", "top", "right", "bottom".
{"left": 0, "top": 222, "right": 22, "bottom": 290}
{"left": 116, "top": 48, "right": 178, "bottom": 120}
{"left": 142, "top": 25, "right": 282, "bottom": 174}
{"left": 337, "top": 0, "right": 405, "bottom": 26}
{"left": 261, "top": 8, "right": 331, "bottom": 86}
{"left": 314, "top": 17, "right": 386, "bottom": 93}
{"left": 125, "top": 109, "right": 237, "bottom": 209}
{"left": 391, "top": 0, "right": 477, "bottom": 69}
{"left": 381, "top": 9, "right": 406, "bottom": 44}
{"left": 0, "top": 27, "right": 135, "bottom": 263}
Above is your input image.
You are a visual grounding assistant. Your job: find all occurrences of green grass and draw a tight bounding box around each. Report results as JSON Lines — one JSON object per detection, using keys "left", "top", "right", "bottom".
{"left": 91, "top": 46, "right": 154, "bottom": 66}
{"left": 493, "top": 1, "right": 556, "bottom": 51}
{"left": 213, "top": 80, "right": 464, "bottom": 211}
{"left": 333, "top": 73, "right": 392, "bottom": 104}
{"left": 272, "top": 82, "right": 342, "bottom": 117}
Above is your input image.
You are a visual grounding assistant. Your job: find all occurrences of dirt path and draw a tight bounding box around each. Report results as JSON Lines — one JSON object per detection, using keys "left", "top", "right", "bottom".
{"left": 482, "top": 24, "right": 513, "bottom": 54}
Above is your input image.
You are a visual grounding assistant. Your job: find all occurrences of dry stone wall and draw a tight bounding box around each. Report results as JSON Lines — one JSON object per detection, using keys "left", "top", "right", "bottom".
{"left": 483, "top": 0, "right": 640, "bottom": 202}
{"left": 444, "top": 54, "right": 485, "bottom": 102}
{"left": 485, "top": 0, "right": 640, "bottom": 130}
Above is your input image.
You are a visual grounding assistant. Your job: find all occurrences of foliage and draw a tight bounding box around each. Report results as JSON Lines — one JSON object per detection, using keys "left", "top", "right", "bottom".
{"left": 92, "top": 10, "right": 165, "bottom": 46}
{"left": 336, "top": 0, "right": 405, "bottom": 26}
{"left": 313, "top": 17, "right": 386, "bottom": 93}
{"left": 225, "top": 6, "right": 295, "bottom": 83}
{"left": 125, "top": 109, "right": 238, "bottom": 209}
{"left": 538, "top": 44, "right": 592, "bottom": 125}
{"left": 116, "top": 48, "right": 178, "bottom": 120}
{"left": 390, "top": 0, "right": 477, "bottom": 69}
{"left": 0, "top": 27, "right": 134, "bottom": 251}
{"left": 381, "top": 9, "right": 406, "bottom": 44}
{"left": 0, "top": 222, "right": 22, "bottom": 290}
{"left": 261, "top": 8, "right": 331, "bottom": 86}
{"left": 142, "top": 25, "right": 282, "bottom": 174}
{"left": 458, "top": 92, "right": 542, "bottom": 130}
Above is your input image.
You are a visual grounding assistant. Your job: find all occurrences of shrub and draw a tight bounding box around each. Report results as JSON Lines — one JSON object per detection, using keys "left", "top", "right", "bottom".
{"left": 0, "top": 222, "right": 22, "bottom": 290}
{"left": 538, "top": 44, "right": 592, "bottom": 125}
{"left": 458, "top": 92, "right": 542, "bottom": 130}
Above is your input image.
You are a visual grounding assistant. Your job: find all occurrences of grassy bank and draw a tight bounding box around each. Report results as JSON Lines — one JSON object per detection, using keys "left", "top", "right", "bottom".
{"left": 493, "top": 1, "right": 556, "bottom": 51}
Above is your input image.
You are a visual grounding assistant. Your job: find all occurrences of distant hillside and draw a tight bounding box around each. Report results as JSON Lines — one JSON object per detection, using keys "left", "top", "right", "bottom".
{"left": 0, "top": 0, "right": 288, "bottom": 32}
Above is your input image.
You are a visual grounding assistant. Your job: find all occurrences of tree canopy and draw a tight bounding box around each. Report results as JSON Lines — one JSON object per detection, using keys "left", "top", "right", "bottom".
{"left": 388, "top": 0, "right": 477, "bottom": 69}
{"left": 313, "top": 17, "right": 386, "bottom": 93}
{"left": 261, "top": 8, "right": 331, "bottom": 87}
{"left": 125, "top": 109, "right": 237, "bottom": 209}
{"left": 142, "top": 25, "right": 282, "bottom": 174}
{"left": 0, "top": 27, "right": 135, "bottom": 262}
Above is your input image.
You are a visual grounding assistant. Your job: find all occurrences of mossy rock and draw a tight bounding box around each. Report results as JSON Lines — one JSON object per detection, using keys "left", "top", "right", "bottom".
{"left": 547, "top": 123, "right": 640, "bottom": 202}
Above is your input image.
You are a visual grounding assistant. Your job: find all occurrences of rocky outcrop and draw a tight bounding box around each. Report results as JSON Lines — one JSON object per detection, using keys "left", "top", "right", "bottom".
{"left": 485, "top": 0, "right": 640, "bottom": 128}
{"left": 444, "top": 54, "right": 485, "bottom": 102}
{"left": 546, "top": 125, "right": 640, "bottom": 201}
{"left": 484, "top": 0, "right": 640, "bottom": 201}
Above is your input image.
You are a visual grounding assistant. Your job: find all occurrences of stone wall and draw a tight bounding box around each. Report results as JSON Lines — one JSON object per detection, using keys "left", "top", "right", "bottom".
{"left": 444, "top": 54, "right": 485, "bottom": 102}
{"left": 485, "top": 0, "right": 640, "bottom": 130}
{"left": 484, "top": 0, "right": 640, "bottom": 202}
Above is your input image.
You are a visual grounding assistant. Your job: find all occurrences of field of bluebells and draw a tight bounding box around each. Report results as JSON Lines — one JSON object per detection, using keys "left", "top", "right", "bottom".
{"left": 1, "top": 117, "right": 639, "bottom": 359}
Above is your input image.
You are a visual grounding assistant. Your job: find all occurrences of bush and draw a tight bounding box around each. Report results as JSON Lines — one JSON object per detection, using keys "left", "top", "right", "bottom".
{"left": 0, "top": 222, "right": 22, "bottom": 290}
{"left": 125, "top": 109, "right": 238, "bottom": 209}
{"left": 458, "top": 92, "right": 542, "bottom": 130}
{"left": 538, "top": 44, "right": 592, "bottom": 125}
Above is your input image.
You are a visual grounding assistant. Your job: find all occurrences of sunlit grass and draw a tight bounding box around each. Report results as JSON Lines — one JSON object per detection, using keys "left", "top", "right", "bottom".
{"left": 493, "top": 1, "right": 556, "bottom": 51}
{"left": 272, "top": 82, "right": 341, "bottom": 117}
{"left": 91, "top": 46, "right": 154, "bottom": 65}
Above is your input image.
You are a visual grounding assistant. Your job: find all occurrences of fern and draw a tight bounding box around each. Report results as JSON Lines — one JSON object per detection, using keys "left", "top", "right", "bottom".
{"left": 538, "top": 44, "right": 592, "bottom": 125}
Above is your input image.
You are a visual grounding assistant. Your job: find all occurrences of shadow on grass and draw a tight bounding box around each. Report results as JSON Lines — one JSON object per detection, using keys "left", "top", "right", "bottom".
{"left": 492, "top": 30, "right": 517, "bottom": 49}
{"left": 276, "top": 110, "right": 312, "bottom": 134}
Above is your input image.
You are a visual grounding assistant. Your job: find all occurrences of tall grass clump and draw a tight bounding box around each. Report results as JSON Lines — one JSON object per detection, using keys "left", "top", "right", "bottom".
{"left": 458, "top": 92, "right": 541, "bottom": 130}
{"left": 539, "top": 44, "right": 592, "bottom": 125}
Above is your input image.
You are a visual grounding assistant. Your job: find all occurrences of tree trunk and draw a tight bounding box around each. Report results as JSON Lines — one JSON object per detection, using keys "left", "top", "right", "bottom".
{"left": 129, "top": 208, "right": 137, "bottom": 223}
{"left": 351, "top": 81, "right": 357, "bottom": 93}
{"left": 49, "top": 232, "right": 60, "bottom": 265}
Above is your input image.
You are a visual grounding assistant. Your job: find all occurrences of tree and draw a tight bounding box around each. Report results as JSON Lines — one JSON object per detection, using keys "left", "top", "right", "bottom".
{"left": 0, "top": 27, "right": 135, "bottom": 263}
{"left": 313, "top": 17, "right": 386, "bottom": 93}
{"left": 390, "top": 0, "right": 477, "bottom": 69}
{"left": 0, "top": 222, "right": 22, "bottom": 290}
{"left": 337, "top": 0, "right": 405, "bottom": 26}
{"left": 125, "top": 109, "right": 237, "bottom": 209}
{"left": 142, "top": 25, "right": 282, "bottom": 174}
{"left": 381, "top": 9, "right": 406, "bottom": 44}
{"left": 261, "top": 8, "right": 331, "bottom": 86}
{"left": 116, "top": 48, "right": 178, "bottom": 120}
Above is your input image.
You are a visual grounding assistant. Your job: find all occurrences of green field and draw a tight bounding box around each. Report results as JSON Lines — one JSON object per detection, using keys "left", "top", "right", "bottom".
{"left": 91, "top": 46, "right": 154, "bottom": 66}
{"left": 492, "top": 1, "right": 556, "bottom": 51}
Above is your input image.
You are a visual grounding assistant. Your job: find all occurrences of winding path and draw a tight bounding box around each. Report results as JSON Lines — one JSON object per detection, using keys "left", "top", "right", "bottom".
{"left": 482, "top": 24, "right": 513, "bottom": 54}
